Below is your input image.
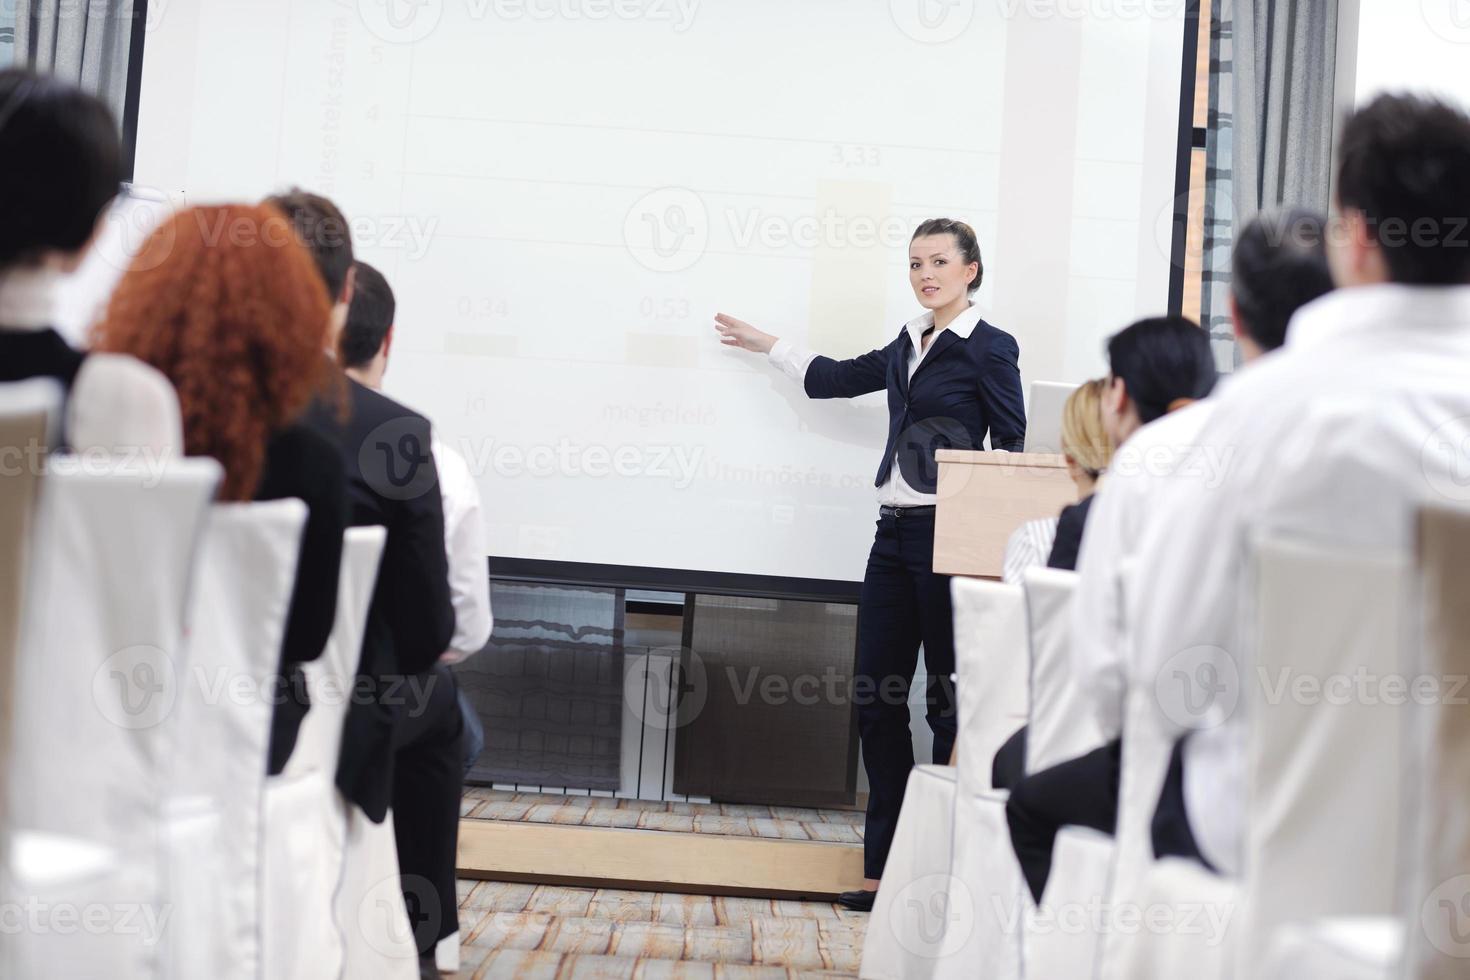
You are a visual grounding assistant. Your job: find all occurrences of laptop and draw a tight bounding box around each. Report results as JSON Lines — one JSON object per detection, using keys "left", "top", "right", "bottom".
{"left": 1024, "top": 381, "right": 1080, "bottom": 454}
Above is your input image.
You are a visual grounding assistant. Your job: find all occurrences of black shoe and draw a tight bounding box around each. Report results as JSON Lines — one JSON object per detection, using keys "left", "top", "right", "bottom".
{"left": 837, "top": 888, "right": 877, "bottom": 912}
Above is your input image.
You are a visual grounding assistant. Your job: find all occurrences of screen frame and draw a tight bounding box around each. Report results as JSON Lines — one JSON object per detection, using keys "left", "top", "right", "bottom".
{"left": 119, "top": 1, "right": 1203, "bottom": 598}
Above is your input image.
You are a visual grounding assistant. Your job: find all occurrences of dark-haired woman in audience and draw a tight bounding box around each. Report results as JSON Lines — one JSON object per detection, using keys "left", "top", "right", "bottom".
{"left": 93, "top": 203, "right": 349, "bottom": 774}
{"left": 1001, "top": 378, "right": 1111, "bottom": 582}
{"left": 0, "top": 69, "right": 178, "bottom": 451}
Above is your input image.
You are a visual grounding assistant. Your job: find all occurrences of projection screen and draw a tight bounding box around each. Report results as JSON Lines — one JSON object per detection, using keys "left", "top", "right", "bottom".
{"left": 132, "top": 0, "right": 1188, "bottom": 583}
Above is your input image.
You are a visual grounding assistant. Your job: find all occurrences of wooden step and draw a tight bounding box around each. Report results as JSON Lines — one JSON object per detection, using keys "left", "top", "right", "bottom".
{"left": 457, "top": 820, "right": 865, "bottom": 900}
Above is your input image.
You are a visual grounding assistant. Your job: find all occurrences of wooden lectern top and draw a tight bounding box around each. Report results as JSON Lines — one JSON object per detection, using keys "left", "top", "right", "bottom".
{"left": 932, "top": 450, "right": 1079, "bottom": 579}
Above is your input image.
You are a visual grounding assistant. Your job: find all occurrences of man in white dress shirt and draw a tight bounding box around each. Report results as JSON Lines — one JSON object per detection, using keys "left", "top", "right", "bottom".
{"left": 1004, "top": 205, "right": 1340, "bottom": 900}
{"left": 1128, "top": 93, "right": 1470, "bottom": 876}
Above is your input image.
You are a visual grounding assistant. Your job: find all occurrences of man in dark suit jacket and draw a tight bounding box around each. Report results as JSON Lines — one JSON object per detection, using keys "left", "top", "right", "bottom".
{"left": 271, "top": 189, "right": 461, "bottom": 968}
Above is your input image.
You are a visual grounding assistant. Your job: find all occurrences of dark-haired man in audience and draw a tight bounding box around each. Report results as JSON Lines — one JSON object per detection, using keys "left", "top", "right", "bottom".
{"left": 1006, "top": 209, "right": 1338, "bottom": 901}
{"left": 342, "top": 261, "right": 493, "bottom": 775}
{"left": 1131, "top": 93, "right": 1470, "bottom": 878}
{"left": 1004, "top": 315, "right": 1218, "bottom": 903}
{"left": 991, "top": 210, "right": 1336, "bottom": 859}
{"left": 270, "top": 190, "right": 461, "bottom": 975}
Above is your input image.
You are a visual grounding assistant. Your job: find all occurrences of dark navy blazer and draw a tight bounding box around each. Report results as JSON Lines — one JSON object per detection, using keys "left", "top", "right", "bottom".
{"left": 804, "top": 317, "right": 1027, "bottom": 493}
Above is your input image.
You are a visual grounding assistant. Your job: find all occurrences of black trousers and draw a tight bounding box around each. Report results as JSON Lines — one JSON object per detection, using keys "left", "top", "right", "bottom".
{"left": 991, "top": 724, "right": 1027, "bottom": 791}
{"left": 391, "top": 664, "right": 465, "bottom": 955}
{"left": 1151, "top": 735, "right": 1216, "bottom": 870}
{"left": 1005, "top": 738, "right": 1122, "bottom": 904}
{"left": 856, "top": 507, "right": 957, "bottom": 881}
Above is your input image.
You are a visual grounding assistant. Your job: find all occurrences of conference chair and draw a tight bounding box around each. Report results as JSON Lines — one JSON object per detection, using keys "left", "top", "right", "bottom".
{"left": 1017, "top": 567, "right": 1114, "bottom": 980}
{"left": 859, "top": 747, "right": 958, "bottom": 979}
{"left": 162, "top": 500, "right": 308, "bottom": 980}
{"left": 860, "top": 577, "right": 1032, "bottom": 979}
{"left": 262, "top": 526, "right": 387, "bottom": 980}
{"left": 0, "top": 381, "right": 53, "bottom": 824}
{"left": 336, "top": 809, "right": 421, "bottom": 980}
{"left": 4, "top": 448, "right": 220, "bottom": 980}
{"left": 931, "top": 578, "right": 1030, "bottom": 980}
{"left": 1111, "top": 533, "right": 1410, "bottom": 980}
{"left": 1258, "top": 506, "right": 1470, "bottom": 980}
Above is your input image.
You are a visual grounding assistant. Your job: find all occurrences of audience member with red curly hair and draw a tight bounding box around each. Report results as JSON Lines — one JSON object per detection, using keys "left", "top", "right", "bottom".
{"left": 93, "top": 203, "right": 349, "bottom": 774}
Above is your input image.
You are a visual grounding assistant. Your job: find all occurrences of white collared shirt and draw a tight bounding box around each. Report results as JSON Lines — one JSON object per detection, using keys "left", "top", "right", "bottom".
{"left": 433, "top": 437, "right": 494, "bottom": 664}
{"left": 768, "top": 304, "right": 988, "bottom": 506}
{"left": 1002, "top": 516, "right": 1059, "bottom": 584}
{"left": 1068, "top": 400, "right": 1216, "bottom": 742}
{"left": 1128, "top": 283, "right": 1470, "bottom": 875}
{"left": 0, "top": 266, "right": 181, "bottom": 457}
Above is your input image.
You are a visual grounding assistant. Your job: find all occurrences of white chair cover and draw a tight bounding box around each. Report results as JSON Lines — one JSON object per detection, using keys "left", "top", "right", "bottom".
{"left": 0, "top": 381, "right": 54, "bottom": 831}
{"left": 1095, "top": 687, "right": 1199, "bottom": 980}
{"left": 1234, "top": 535, "right": 1408, "bottom": 977}
{"left": 1112, "top": 535, "right": 1409, "bottom": 980}
{"left": 860, "top": 765, "right": 958, "bottom": 980}
{"left": 337, "top": 808, "right": 421, "bottom": 980}
{"left": 950, "top": 577, "right": 1030, "bottom": 797}
{"left": 930, "top": 578, "right": 1030, "bottom": 980}
{"left": 1401, "top": 505, "right": 1470, "bottom": 980}
{"left": 1260, "top": 918, "right": 1401, "bottom": 980}
{"left": 4, "top": 455, "right": 220, "bottom": 980}
{"left": 1018, "top": 566, "right": 1113, "bottom": 980}
{"left": 1021, "top": 568, "right": 1102, "bottom": 772}
{"left": 262, "top": 526, "right": 387, "bottom": 980}
{"left": 1258, "top": 508, "right": 1470, "bottom": 980}
{"left": 163, "top": 499, "right": 308, "bottom": 980}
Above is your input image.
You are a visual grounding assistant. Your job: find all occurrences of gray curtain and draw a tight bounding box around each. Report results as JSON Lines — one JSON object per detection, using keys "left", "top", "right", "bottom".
{"left": 14, "top": 0, "right": 135, "bottom": 123}
{"left": 1230, "top": 0, "right": 1340, "bottom": 223}
{"left": 1, "top": 6, "right": 17, "bottom": 69}
{"left": 1202, "top": 1, "right": 1237, "bottom": 369}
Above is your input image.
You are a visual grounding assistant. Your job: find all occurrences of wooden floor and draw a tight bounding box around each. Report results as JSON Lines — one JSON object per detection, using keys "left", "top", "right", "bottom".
{"left": 453, "top": 789, "right": 870, "bottom": 975}
{"left": 453, "top": 879, "right": 868, "bottom": 978}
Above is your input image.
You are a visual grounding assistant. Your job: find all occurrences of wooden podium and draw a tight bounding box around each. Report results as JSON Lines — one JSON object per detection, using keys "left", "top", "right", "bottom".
{"left": 932, "top": 450, "right": 1079, "bottom": 578}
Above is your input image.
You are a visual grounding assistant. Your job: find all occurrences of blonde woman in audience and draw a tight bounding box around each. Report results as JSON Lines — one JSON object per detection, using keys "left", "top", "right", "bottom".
{"left": 92, "top": 203, "right": 348, "bottom": 776}
{"left": 1000, "top": 378, "right": 1111, "bottom": 582}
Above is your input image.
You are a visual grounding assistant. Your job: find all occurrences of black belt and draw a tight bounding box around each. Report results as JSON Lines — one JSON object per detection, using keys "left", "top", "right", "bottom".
{"left": 879, "top": 504, "right": 936, "bottom": 518}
